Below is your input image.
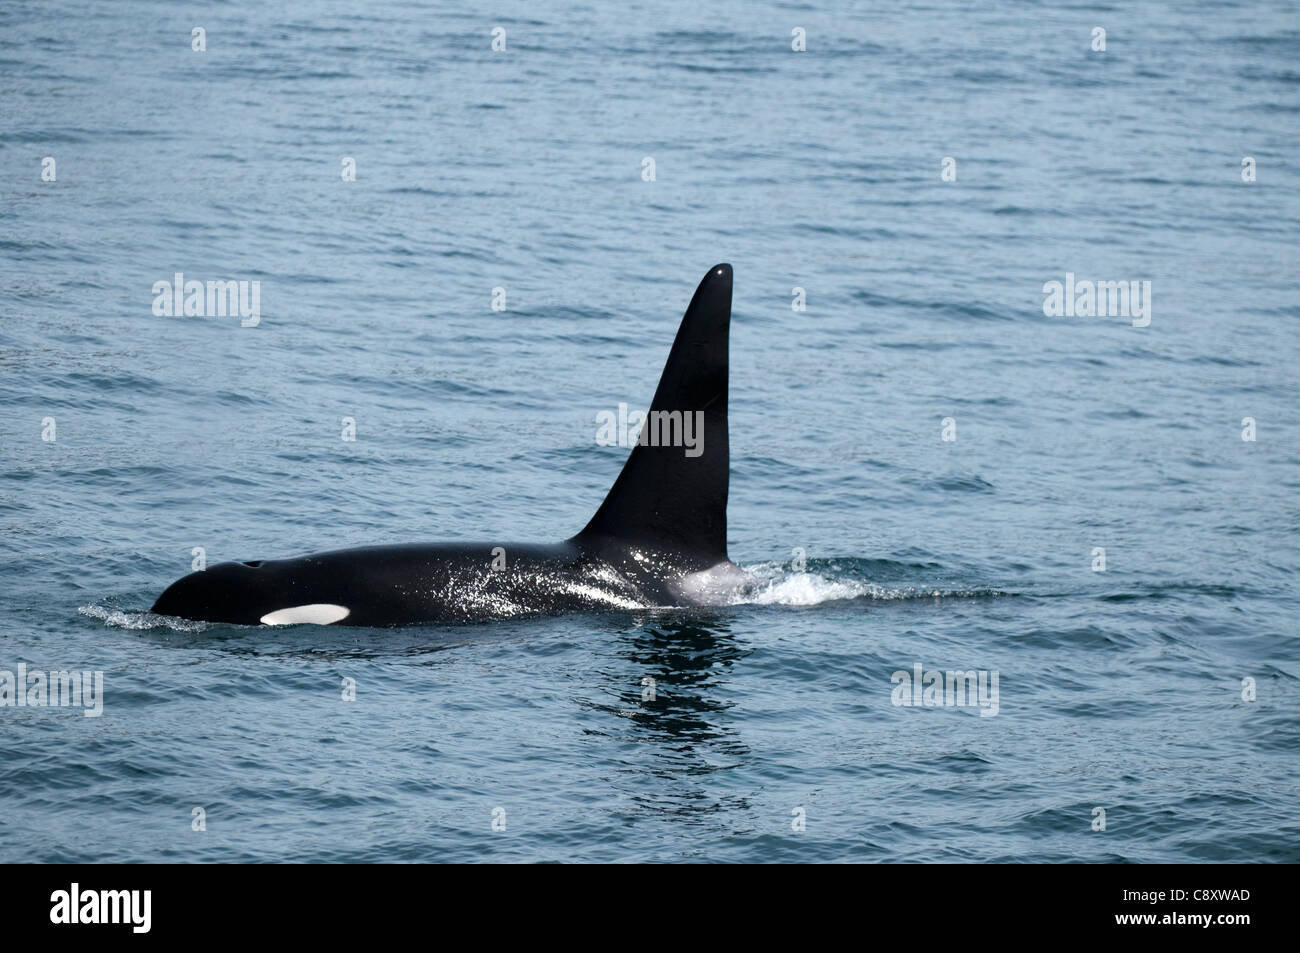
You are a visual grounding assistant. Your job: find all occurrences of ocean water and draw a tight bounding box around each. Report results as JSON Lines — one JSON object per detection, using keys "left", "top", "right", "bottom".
{"left": 2, "top": 0, "right": 1298, "bottom": 863}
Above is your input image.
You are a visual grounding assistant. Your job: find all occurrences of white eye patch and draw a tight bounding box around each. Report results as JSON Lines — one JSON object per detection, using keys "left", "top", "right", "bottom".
{"left": 259, "top": 604, "right": 350, "bottom": 626}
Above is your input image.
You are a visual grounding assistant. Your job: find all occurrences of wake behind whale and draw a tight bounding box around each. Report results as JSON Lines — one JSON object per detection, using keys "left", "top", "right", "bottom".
{"left": 152, "top": 265, "right": 753, "bottom": 626}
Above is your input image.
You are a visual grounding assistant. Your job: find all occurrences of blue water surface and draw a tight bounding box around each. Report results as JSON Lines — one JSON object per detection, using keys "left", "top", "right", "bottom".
{"left": 1, "top": 0, "right": 1298, "bottom": 862}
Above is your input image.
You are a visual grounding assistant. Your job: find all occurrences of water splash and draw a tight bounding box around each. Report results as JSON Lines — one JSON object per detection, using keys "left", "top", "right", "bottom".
{"left": 732, "top": 562, "right": 1007, "bottom": 606}
{"left": 79, "top": 604, "right": 207, "bottom": 633}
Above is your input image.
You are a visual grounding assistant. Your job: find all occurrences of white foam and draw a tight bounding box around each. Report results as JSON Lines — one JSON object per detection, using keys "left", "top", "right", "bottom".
{"left": 79, "top": 604, "right": 207, "bottom": 632}
{"left": 733, "top": 568, "right": 878, "bottom": 606}
{"left": 729, "top": 563, "right": 982, "bottom": 607}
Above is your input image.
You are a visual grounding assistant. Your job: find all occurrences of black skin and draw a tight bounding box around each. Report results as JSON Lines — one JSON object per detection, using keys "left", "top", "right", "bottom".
{"left": 151, "top": 264, "right": 738, "bottom": 627}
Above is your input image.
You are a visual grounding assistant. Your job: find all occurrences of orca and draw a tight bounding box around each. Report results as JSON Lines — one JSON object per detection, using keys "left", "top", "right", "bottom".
{"left": 151, "top": 264, "right": 754, "bottom": 626}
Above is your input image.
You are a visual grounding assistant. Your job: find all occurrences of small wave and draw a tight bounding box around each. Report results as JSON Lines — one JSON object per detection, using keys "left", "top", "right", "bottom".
{"left": 78, "top": 605, "right": 207, "bottom": 633}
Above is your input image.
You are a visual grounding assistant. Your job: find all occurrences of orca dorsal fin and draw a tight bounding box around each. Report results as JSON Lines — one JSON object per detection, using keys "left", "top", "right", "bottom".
{"left": 576, "top": 264, "right": 733, "bottom": 566}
